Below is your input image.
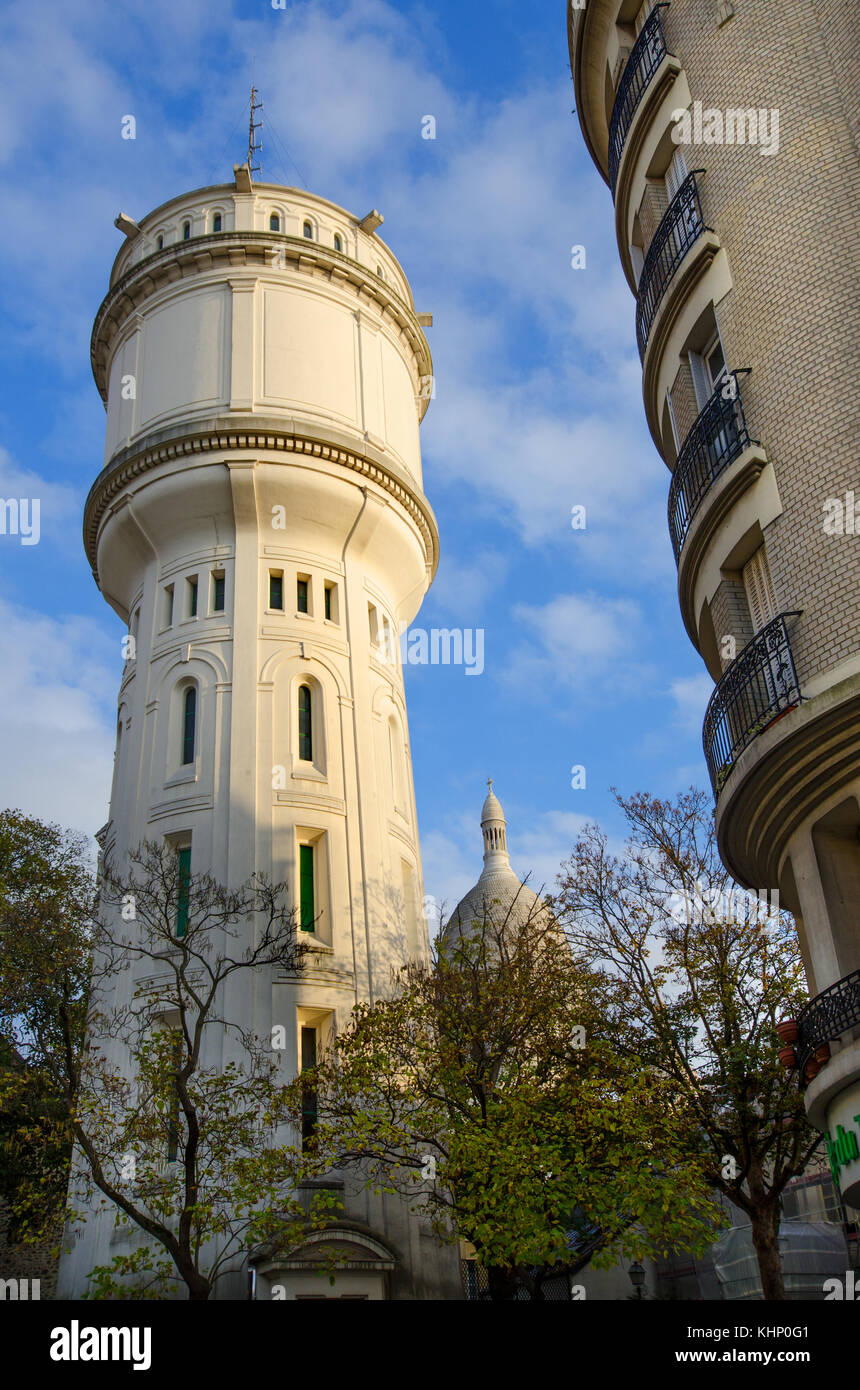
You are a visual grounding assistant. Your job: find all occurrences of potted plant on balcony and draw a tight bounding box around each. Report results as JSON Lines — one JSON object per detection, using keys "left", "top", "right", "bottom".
{"left": 778, "top": 1046, "right": 797, "bottom": 1069}
{"left": 804, "top": 1058, "right": 821, "bottom": 1083}
{"left": 814, "top": 1043, "right": 831, "bottom": 1065}
{"left": 776, "top": 1019, "right": 798, "bottom": 1044}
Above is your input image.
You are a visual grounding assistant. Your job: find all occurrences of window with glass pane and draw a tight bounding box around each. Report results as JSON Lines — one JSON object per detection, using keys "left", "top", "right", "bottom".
{"left": 299, "top": 844, "right": 315, "bottom": 931}
{"left": 324, "top": 584, "right": 332, "bottom": 621}
{"left": 176, "top": 846, "right": 191, "bottom": 939}
{"left": 212, "top": 573, "right": 225, "bottom": 612}
{"left": 270, "top": 573, "right": 283, "bottom": 610}
{"left": 188, "top": 577, "right": 198, "bottom": 618}
{"left": 297, "top": 578, "right": 309, "bottom": 613}
{"left": 301, "top": 1024, "right": 318, "bottom": 1148}
{"left": 182, "top": 687, "right": 196, "bottom": 765}
{"left": 298, "top": 685, "right": 312, "bottom": 761}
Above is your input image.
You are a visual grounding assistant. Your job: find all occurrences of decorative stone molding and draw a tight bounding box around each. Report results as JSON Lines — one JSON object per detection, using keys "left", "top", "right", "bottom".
{"left": 83, "top": 425, "right": 439, "bottom": 583}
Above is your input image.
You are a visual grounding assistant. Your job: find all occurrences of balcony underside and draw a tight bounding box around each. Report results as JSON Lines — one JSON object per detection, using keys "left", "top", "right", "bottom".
{"left": 677, "top": 442, "right": 767, "bottom": 649}
{"left": 715, "top": 672, "right": 860, "bottom": 890}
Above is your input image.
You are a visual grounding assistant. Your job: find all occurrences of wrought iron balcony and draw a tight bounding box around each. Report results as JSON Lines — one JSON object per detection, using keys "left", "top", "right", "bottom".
{"left": 797, "top": 968, "right": 860, "bottom": 1084}
{"left": 609, "top": 4, "right": 672, "bottom": 192}
{"left": 703, "top": 613, "right": 802, "bottom": 795}
{"left": 636, "top": 171, "right": 709, "bottom": 361}
{"left": 668, "top": 370, "right": 755, "bottom": 564}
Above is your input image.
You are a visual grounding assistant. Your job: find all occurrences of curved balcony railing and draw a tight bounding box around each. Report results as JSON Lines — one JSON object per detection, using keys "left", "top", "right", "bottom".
{"left": 636, "top": 171, "right": 709, "bottom": 361}
{"left": 703, "top": 612, "right": 802, "bottom": 795}
{"left": 797, "top": 968, "right": 860, "bottom": 1084}
{"left": 609, "top": 4, "right": 672, "bottom": 192}
{"left": 668, "top": 370, "right": 755, "bottom": 564}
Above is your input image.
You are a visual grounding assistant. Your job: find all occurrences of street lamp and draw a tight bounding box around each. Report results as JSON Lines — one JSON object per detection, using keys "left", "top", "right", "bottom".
{"left": 628, "top": 1260, "right": 646, "bottom": 1299}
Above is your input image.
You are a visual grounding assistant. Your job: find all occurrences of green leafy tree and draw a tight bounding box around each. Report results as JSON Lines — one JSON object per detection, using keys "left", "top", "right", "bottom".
{"left": 0, "top": 824, "right": 337, "bottom": 1300}
{"left": 287, "top": 888, "right": 721, "bottom": 1299}
{"left": 553, "top": 788, "right": 822, "bottom": 1301}
{"left": 0, "top": 810, "right": 92, "bottom": 1245}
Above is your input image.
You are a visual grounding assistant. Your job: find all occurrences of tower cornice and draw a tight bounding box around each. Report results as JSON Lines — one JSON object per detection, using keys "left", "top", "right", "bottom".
{"left": 82, "top": 419, "right": 440, "bottom": 584}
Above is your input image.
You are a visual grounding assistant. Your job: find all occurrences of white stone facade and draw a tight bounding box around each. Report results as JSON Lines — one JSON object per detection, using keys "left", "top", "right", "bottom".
{"left": 59, "top": 170, "right": 461, "bottom": 1300}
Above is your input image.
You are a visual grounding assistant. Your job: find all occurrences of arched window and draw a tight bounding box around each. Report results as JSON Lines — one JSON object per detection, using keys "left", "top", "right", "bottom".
{"left": 333, "top": 233, "right": 342, "bottom": 253}
{"left": 182, "top": 220, "right": 191, "bottom": 240}
{"left": 298, "top": 684, "right": 313, "bottom": 761}
{"left": 270, "top": 212, "right": 280, "bottom": 231}
{"left": 212, "top": 212, "right": 222, "bottom": 232}
{"left": 303, "top": 220, "right": 313, "bottom": 240}
{"left": 156, "top": 233, "right": 164, "bottom": 251}
{"left": 182, "top": 686, "right": 197, "bottom": 765}
{"left": 376, "top": 264, "right": 384, "bottom": 279}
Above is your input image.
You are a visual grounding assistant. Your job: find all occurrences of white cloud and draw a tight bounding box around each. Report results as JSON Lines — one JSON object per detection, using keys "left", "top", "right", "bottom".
{"left": 506, "top": 591, "right": 655, "bottom": 697}
{"left": 0, "top": 599, "right": 117, "bottom": 838}
{"left": 0, "top": 448, "right": 83, "bottom": 554}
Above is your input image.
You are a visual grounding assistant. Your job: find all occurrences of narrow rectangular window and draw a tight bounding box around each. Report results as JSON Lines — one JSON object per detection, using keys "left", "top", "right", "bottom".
{"left": 368, "top": 603, "right": 379, "bottom": 647}
{"left": 298, "top": 685, "right": 313, "bottom": 762}
{"left": 163, "top": 584, "right": 174, "bottom": 628}
{"left": 324, "top": 583, "right": 333, "bottom": 621}
{"left": 212, "top": 572, "right": 225, "bottom": 613}
{"left": 297, "top": 577, "right": 309, "bottom": 613}
{"left": 301, "top": 1025, "right": 318, "bottom": 1149}
{"left": 187, "top": 576, "right": 198, "bottom": 618}
{"left": 269, "top": 572, "right": 284, "bottom": 610}
{"left": 299, "top": 843, "right": 315, "bottom": 932}
{"left": 176, "top": 845, "right": 191, "bottom": 939}
{"left": 182, "top": 686, "right": 196, "bottom": 765}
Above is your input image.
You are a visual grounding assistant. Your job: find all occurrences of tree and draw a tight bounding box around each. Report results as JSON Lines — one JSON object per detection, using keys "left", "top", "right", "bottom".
{"left": 0, "top": 825, "right": 337, "bottom": 1300}
{"left": 0, "top": 809, "right": 93, "bottom": 1245}
{"left": 286, "top": 886, "right": 721, "bottom": 1299}
{"left": 553, "top": 787, "right": 821, "bottom": 1301}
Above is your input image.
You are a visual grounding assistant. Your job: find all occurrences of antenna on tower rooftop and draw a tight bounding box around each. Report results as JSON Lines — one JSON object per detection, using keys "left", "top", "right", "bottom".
{"left": 248, "top": 85, "right": 263, "bottom": 180}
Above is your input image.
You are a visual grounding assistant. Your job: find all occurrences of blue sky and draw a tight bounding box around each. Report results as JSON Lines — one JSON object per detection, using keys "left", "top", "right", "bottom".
{"left": 0, "top": 0, "right": 713, "bottom": 918}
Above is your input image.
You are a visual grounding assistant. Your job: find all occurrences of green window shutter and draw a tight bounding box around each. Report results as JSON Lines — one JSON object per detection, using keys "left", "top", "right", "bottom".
{"left": 176, "top": 846, "right": 191, "bottom": 939}
{"left": 298, "top": 685, "right": 312, "bottom": 761}
{"left": 213, "top": 574, "right": 225, "bottom": 611}
{"left": 270, "top": 573, "right": 283, "bottom": 609}
{"left": 324, "top": 586, "right": 332, "bottom": 621}
{"left": 299, "top": 844, "right": 315, "bottom": 931}
{"left": 189, "top": 579, "right": 198, "bottom": 617}
{"left": 297, "top": 578, "right": 309, "bottom": 613}
{"left": 182, "top": 687, "right": 196, "bottom": 765}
